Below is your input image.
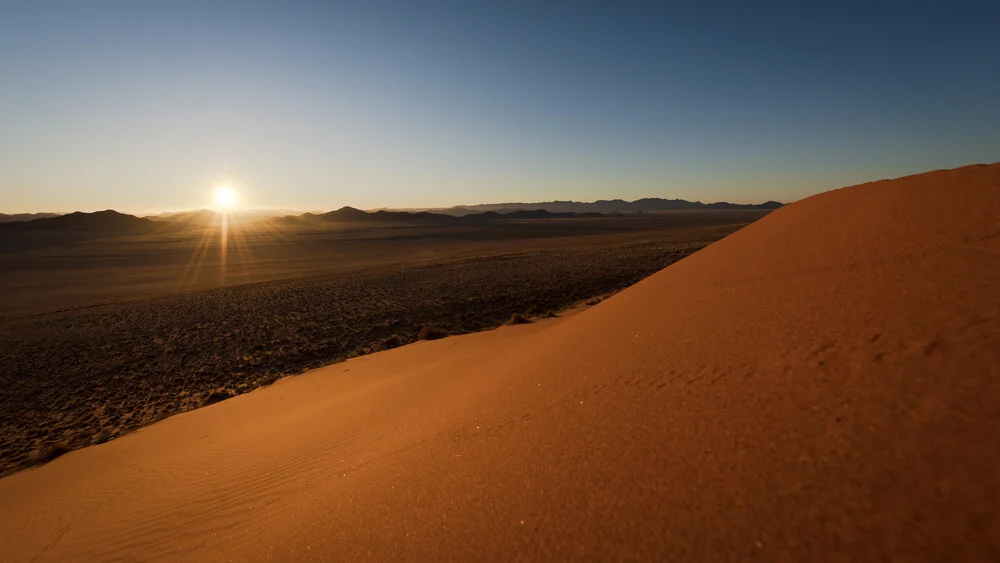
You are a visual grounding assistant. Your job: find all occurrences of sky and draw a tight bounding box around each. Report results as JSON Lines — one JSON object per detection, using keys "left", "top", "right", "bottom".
{"left": 1, "top": 1, "right": 999, "bottom": 214}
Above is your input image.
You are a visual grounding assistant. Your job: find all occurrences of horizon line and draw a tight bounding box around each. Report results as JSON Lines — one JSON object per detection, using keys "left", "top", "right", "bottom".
{"left": 0, "top": 194, "right": 786, "bottom": 217}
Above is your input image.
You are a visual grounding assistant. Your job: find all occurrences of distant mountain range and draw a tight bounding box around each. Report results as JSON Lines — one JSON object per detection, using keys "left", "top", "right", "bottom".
{"left": 289, "top": 206, "right": 613, "bottom": 225}
{"left": 0, "top": 209, "right": 301, "bottom": 232}
{"left": 0, "top": 213, "right": 62, "bottom": 223}
{"left": 0, "top": 210, "right": 170, "bottom": 233}
{"left": 0, "top": 198, "right": 782, "bottom": 232}
{"left": 430, "top": 198, "right": 784, "bottom": 216}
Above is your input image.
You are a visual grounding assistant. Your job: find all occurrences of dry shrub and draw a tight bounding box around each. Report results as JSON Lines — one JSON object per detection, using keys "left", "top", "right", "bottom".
{"left": 418, "top": 326, "right": 449, "bottom": 341}
{"left": 31, "top": 442, "right": 71, "bottom": 466}
{"left": 507, "top": 313, "right": 532, "bottom": 325}
{"left": 377, "top": 334, "right": 404, "bottom": 350}
{"left": 204, "top": 389, "right": 232, "bottom": 405}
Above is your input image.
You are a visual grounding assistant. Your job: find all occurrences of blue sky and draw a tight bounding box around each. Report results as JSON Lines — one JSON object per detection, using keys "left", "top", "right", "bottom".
{"left": 1, "top": 1, "right": 998, "bottom": 213}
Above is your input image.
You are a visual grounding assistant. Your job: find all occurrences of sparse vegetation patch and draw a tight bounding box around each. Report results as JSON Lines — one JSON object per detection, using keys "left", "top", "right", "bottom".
{"left": 0, "top": 238, "right": 720, "bottom": 476}
{"left": 507, "top": 313, "right": 532, "bottom": 325}
{"left": 418, "top": 327, "right": 450, "bottom": 341}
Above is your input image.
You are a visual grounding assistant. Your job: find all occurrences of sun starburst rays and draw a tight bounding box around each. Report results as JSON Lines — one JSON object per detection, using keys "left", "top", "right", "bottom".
{"left": 174, "top": 189, "right": 300, "bottom": 293}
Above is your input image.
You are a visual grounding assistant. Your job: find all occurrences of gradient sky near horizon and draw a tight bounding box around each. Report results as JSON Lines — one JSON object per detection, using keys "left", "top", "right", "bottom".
{"left": 2, "top": 1, "right": 999, "bottom": 214}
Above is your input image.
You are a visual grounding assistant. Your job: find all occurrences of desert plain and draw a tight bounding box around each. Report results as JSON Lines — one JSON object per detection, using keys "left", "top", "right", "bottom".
{"left": 0, "top": 209, "right": 765, "bottom": 477}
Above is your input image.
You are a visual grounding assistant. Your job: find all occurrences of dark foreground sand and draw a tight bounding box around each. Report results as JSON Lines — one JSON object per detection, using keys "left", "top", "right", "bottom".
{"left": 0, "top": 163, "right": 997, "bottom": 561}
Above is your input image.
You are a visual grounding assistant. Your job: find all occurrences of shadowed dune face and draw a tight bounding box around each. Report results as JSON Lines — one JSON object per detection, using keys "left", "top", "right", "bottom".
{"left": 0, "top": 163, "right": 997, "bottom": 561}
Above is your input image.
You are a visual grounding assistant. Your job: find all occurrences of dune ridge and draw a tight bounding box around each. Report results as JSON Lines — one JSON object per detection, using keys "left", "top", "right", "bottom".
{"left": 0, "top": 163, "right": 997, "bottom": 561}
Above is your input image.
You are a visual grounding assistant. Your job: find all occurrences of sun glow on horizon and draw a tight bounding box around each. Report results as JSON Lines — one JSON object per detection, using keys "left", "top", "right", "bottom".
{"left": 213, "top": 185, "right": 238, "bottom": 210}
{"left": 180, "top": 182, "right": 294, "bottom": 290}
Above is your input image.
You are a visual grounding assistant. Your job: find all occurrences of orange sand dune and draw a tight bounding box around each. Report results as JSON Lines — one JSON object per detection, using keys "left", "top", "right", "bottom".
{"left": 1, "top": 164, "right": 998, "bottom": 561}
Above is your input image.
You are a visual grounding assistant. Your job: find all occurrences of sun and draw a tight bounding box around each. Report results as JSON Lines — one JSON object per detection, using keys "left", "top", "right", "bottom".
{"left": 213, "top": 185, "right": 238, "bottom": 210}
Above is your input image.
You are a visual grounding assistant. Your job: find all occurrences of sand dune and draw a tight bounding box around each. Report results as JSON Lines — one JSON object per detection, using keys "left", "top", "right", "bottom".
{"left": 1, "top": 163, "right": 998, "bottom": 561}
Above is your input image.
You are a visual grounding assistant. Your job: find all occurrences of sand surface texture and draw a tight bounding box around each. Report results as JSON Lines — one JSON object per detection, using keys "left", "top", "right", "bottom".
{"left": 1, "top": 164, "right": 998, "bottom": 560}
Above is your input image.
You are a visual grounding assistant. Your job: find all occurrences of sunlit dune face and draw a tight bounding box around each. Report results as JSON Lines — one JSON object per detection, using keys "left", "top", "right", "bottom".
{"left": 213, "top": 185, "right": 237, "bottom": 210}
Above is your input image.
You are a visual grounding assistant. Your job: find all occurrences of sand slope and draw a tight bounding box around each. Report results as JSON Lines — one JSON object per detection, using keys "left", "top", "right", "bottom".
{"left": 1, "top": 163, "right": 998, "bottom": 561}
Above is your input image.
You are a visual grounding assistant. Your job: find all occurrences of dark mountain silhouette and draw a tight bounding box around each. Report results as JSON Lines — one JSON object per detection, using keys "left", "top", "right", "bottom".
{"left": 373, "top": 210, "right": 457, "bottom": 223}
{"left": 0, "top": 210, "right": 160, "bottom": 232}
{"left": 3, "top": 197, "right": 783, "bottom": 233}
{"left": 306, "top": 207, "right": 457, "bottom": 223}
{"left": 320, "top": 206, "right": 374, "bottom": 221}
{"left": 0, "top": 213, "right": 62, "bottom": 223}
{"left": 491, "top": 209, "right": 611, "bottom": 219}
{"left": 433, "top": 198, "right": 783, "bottom": 215}
{"left": 306, "top": 207, "right": 612, "bottom": 223}
{"left": 502, "top": 209, "right": 556, "bottom": 219}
